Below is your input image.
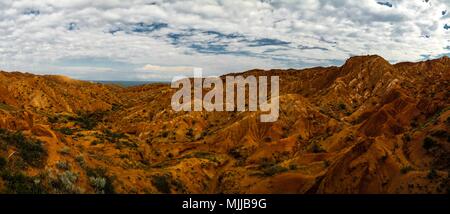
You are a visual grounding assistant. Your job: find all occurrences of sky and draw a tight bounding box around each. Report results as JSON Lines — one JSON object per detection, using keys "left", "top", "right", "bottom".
{"left": 0, "top": 0, "right": 449, "bottom": 81}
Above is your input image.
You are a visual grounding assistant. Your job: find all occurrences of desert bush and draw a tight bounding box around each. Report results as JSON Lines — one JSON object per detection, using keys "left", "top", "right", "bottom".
{"left": 58, "top": 146, "right": 71, "bottom": 155}
{"left": 0, "top": 171, "right": 47, "bottom": 194}
{"left": 75, "top": 133, "right": 85, "bottom": 138}
{"left": 0, "top": 131, "right": 47, "bottom": 167}
{"left": 191, "top": 151, "right": 220, "bottom": 163}
{"left": 73, "top": 111, "right": 105, "bottom": 130}
{"left": 151, "top": 174, "right": 171, "bottom": 193}
{"left": 118, "top": 154, "right": 129, "bottom": 159}
{"left": 111, "top": 103, "right": 121, "bottom": 111}
{"left": 52, "top": 170, "right": 80, "bottom": 193}
{"left": 90, "top": 140, "right": 104, "bottom": 146}
{"left": 58, "top": 127, "right": 73, "bottom": 135}
{"left": 261, "top": 165, "right": 288, "bottom": 176}
{"left": 345, "top": 134, "right": 354, "bottom": 142}
{"left": 228, "top": 147, "right": 244, "bottom": 159}
{"left": 123, "top": 140, "right": 138, "bottom": 148}
{"left": 289, "top": 163, "right": 298, "bottom": 170}
{"left": 18, "top": 140, "right": 47, "bottom": 167}
{"left": 256, "top": 159, "right": 288, "bottom": 177}
{"left": 161, "top": 131, "right": 169, "bottom": 138}
{"left": 0, "top": 103, "right": 15, "bottom": 111}
{"left": 75, "top": 114, "right": 97, "bottom": 130}
{"left": 85, "top": 167, "right": 115, "bottom": 194}
{"left": 89, "top": 177, "right": 107, "bottom": 193}
{"left": 338, "top": 103, "right": 347, "bottom": 111}
{"left": 310, "top": 142, "right": 325, "bottom": 153}
{"left": 48, "top": 116, "right": 59, "bottom": 124}
{"left": 186, "top": 128, "right": 194, "bottom": 138}
{"left": 75, "top": 155, "right": 85, "bottom": 166}
{"left": 56, "top": 160, "right": 70, "bottom": 170}
{"left": 200, "top": 130, "right": 209, "bottom": 139}
{"left": 102, "top": 129, "right": 126, "bottom": 144}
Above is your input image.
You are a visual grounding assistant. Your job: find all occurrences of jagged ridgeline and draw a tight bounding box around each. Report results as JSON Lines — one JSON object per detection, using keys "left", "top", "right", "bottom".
{"left": 0, "top": 55, "right": 449, "bottom": 194}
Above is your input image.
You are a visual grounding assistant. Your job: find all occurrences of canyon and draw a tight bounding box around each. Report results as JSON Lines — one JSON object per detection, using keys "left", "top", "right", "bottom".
{"left": 0, "top": 55, "right": 448, "bottom": 194}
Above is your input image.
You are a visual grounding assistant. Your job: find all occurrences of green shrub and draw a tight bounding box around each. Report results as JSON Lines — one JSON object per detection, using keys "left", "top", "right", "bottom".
{"left": 52, "top": 170, "right": 80, "bottom": 193}
{"left": 1, "top": 131, "right": 47, "bottom": 167}
{"left": 0, "top": 171, "right": 47, "bottom": 194}
{"left": 18, "top": 140, "right": 47, "bottom": 167}
{"left": 261, "top": 165, "right": 288, "bottom": 176}
{"left": 228, "top": 148, "right": 244, "bottom": 159}
{"left": 75, "top": 155, "right": 85, "bottom": 166}
{"left": 73, "top": 111, "right": 105, "bottom": 130}
{"left": 345, "top": 134, "right": 354, "bottom": 142}
{"left": 311, "top": 143, "right": 325, "bottom": 153}
{"left": 58, "top": 146, "right": 70, "bottom": 155}
{"left": 0, "top": 103, "right": 15, "bottom": 111}
{"left": 89, "top": 177, "right": 107, "bottom": 193}
{"left": 289, "top": 164, "right": 298, "bottom": 170}
{"left": 0, "top": 156, "right": 6, "bottom": 169}
{"left": 102, "top": 129, "right": 126, "bottom": 144}
{"left": 111, "top": 104, "right": 121, "bottom": 111}
{"left": 58, "top": 127, "right": 73, "bottom": 135}
{"left": 76, "top": 114, "right": 97, "bottom": 130}
{"left": 186, "top": 128, "right": 194, "bottom": 138}
{"left": 56, "top": 160, "right": 70, "bottom": 170}
{"left": 91, "top": 140, "right": 104, "bottom": 146}
{"left": 200, "top": 130, "right": 209, "bottom": 139}
{"left": 48, "top": 116, "right": 59, "bottom": 124}
{"left": 256, "top": 159, "right": 288, "bottom": 177}
{"left": 75, "top": 133, "right": 84, "bottom": 138}
{"left": 338, "top": 103, "right": 347, "bottom": 111}
{"left": 161, "top": 131, "right": 169, "bottom": 138}
{"left": 190, "top": 151, "right": 219, "bottom": 163}
{"left": 85, "top": 167, "right": 115, "bottom": 194}
{"left": 151, "top": 174, "right": 171, "bottom": 193}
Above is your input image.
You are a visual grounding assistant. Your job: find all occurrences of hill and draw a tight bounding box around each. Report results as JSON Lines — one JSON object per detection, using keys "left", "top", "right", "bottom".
{"left": 0, "top": 55, "right": 449, "bottom": 194}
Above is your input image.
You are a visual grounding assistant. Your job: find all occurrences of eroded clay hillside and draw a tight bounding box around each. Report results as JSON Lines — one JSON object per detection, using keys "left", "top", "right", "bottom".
{"left": 0, "top": 55, "right": 449, "bottom": 194}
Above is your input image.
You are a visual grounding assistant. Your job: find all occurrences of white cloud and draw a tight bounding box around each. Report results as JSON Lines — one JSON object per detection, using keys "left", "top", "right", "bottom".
{"left": 0, "top": 0, "right": 449, "bottom": 80}
{"left": 142, "top": 64, "right": 197, "bottom": 73}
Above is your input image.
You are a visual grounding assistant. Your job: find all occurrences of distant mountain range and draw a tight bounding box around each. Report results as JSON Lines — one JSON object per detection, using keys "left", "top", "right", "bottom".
{"left": 93, "top": 81, "right": 169, "bottom": 87}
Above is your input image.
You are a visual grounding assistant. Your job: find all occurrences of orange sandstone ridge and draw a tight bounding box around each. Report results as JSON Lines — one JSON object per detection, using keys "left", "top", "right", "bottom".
{"left": 0, "top": 55, "right": 449, "bottom": 194}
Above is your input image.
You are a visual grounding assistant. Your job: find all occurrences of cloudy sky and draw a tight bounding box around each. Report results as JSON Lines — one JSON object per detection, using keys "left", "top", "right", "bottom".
{"left": 0, "top": 0, "right": 449, "bottom": 81}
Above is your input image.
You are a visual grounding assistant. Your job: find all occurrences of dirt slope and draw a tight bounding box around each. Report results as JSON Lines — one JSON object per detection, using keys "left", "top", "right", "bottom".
{"left": 0, "top": 55, "right": 449, "bottom": 194}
